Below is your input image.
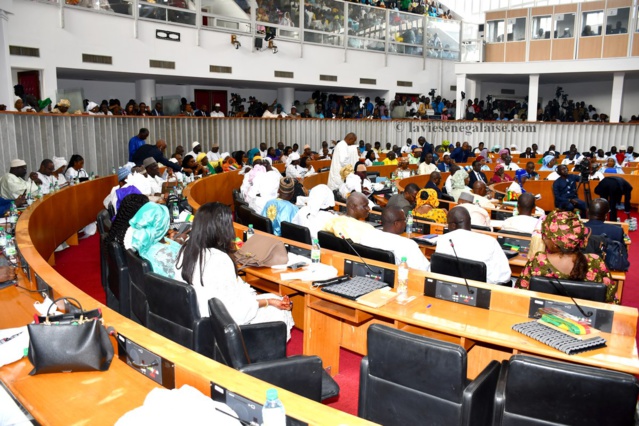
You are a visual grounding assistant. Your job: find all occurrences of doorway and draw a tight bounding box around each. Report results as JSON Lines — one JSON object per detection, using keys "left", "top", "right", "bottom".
{"left": 194, "top": 90, "right": 228, "bottom": 115}
{"left": 17, "top": 71, "right": 41, "bottom": 101}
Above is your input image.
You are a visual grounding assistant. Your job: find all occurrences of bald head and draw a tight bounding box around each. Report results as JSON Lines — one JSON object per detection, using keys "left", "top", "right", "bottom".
{"left": 346, "top": 192, "right": 370, "bottom": 221}
{"left": 156, "top": 139, "right": 167, "bottom": 152}
{"left": 447, "top": 207, "right": 471, "bottom": 231}
{"left": 472, "top": 181, "right": 487, "bottom": 196}
{"left": 517, "top": 193, "right": 535, "bottom": 216}
{"left": 589, "top": 198, "right": 610, "bottom": 221}
{"left": 381, "top": 206, "right": 406, "bottom": 235}
{"left": 429, "top": 171, "right": 442, "bottom": 185}
{"left": 344, "top": 133, "right": 357, "bottom": 145}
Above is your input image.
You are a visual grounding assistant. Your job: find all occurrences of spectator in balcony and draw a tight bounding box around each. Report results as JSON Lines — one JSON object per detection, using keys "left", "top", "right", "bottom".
{"left": 14, "top": 98, "right": 34, "bottom": 113}
{"left": 151, "top": 102, "right": 163, "bottom": 116}
{"left": 194, "top": 104, "right": 210, "bottom": 117}
{"left": 51, "top": 99, "right": 71, "bottom": 114}
{"left": 210, "top": 103, "right": 225, "bottom": 117}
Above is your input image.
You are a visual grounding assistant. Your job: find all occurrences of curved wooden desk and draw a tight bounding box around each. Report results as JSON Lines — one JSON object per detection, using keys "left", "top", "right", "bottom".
{"left": 8, "top": 177, "right": 369, "bottom": 426}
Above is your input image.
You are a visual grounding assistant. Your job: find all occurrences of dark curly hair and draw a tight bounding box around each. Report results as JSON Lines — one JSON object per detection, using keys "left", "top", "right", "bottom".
{"left": 105, "top": 194, "right": 149, "bottom": 245}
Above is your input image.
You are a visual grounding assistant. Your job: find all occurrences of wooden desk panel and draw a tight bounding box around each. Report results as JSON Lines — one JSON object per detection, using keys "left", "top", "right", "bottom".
{"left": 529, "top": 39, "right": 551, "bottom": 61}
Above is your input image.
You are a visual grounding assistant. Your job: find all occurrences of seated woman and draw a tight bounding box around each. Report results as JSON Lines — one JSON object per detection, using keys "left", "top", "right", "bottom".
{"left": 516, "top": 210, "right": 616, "bottom": 303}
{"left": 182, "top": 155, "right": 204, "bottom": 177}
{"left": 476, "top": 156, "right": 491, "bottom": 171}
{"left": 491, "top": 164, "right": 513, "bottom": 183}
{"left": 105, "top": 194, "right": 149, "bottom": 245}
{"left": 222, "top": 155, "right": 239, "bottom": 172}
{"left": 177, "top": 202, "right": 294, "bottom": 339}
{"left": 292, "top": 184, "right": 336, "bottom": 239}
{"left": 52, "top": 157, "right": 69, "bottom": 187}
{"left": 64, "top": 154, "right": 89, "bottom": 181}
{"left": 449, "top": 169, "right": 471, "bottom": 202}
{"left": 124, "top": 203, "right": 181, "bottom": 280}
{"left": 539, "top": 155, "right": 557, "bottom": 171}
{"left": 413, "top": 188, "right": 447, "bottom": 224}
{"left": 602, "top": 158, "right": 624, "bottom": 174}
{"left": 266, "top": 147, "right": 279, "bottom": 163}
{"left": 196, "top": 153, "right": 215, "bottom": 175}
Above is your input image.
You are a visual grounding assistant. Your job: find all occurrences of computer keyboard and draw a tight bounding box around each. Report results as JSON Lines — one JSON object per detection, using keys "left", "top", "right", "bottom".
{"left": 321, "top": 275, "right": 388, "bottom": 300}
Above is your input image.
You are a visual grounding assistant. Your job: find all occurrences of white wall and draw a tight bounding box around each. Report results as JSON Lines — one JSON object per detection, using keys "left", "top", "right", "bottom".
{"left": 57, "top": 79, "right": 136, "bottom": 104}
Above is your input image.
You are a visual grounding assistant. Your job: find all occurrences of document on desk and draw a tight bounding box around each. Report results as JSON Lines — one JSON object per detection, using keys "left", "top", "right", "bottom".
{"left": 356, "top": 288, "right": 398, "bottom": 308}
{"left": 280, "top": 263, "right": 338, "bottom": 282}
{"left": 0, "top": 326, "right": 29, "bottom": 368}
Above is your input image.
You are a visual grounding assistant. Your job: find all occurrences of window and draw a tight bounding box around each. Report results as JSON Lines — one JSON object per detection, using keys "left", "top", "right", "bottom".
{"left": 606, "top": 8, "right": 629, "bottom": 35}
{"left": 487, "top": 20, "right": 505, "bottom": 43}
{"left": 581, "top": 11, "right": 603, "bottom": 37}
{"left": 531, "top": 15, "right": 551, "bottom": 39}
{"left": 554, "top": 12, "right": 575, "bottom": 38}
{"left": 507, "top": 17, "right": 526, "bottom": 41}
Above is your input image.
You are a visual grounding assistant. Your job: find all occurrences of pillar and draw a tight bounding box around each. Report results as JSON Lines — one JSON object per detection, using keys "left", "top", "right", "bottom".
{"left": 135, "top": 79, "right": 156, "bottom": 106}
{"left": 610, "top": 72, "right": 624, "bottom": 123}
{"left": 455, "top": 74, "right": 466, "bottom": 120}
{"left": 0, "top": 8, "right": 14, "bottom": 109}
{"left": 277, "top": 87, "right": 295, "bottom": 113}
{"left": 527, "top": 74, "right": 539, "bottom": 122}
{"left": 467, "top": 79, "right": 479, "bottom": 104}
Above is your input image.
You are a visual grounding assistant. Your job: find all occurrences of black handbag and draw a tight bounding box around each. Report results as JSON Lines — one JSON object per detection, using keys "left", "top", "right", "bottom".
{"left": 27, "top": 297, "right": 114, "bottom": 375}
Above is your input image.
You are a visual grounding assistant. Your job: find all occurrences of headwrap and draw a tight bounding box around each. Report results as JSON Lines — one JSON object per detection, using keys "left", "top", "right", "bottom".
{"left": 308, "top": 184, "right": 335, "bottom": 215}
{"left": 248, "top": 164, "right": 266, "bottom": 185}
{"left": 515, "top": 169, "right": 528, "bottom": 185}
{"left": 279, "top": 177, "right": 295, "bottom": 194}
{"left": 86, "top": 101, "right": 99, "bottom": 112}
{"left": 441, "top": 140, "right": 450, "bottom": 147}
{"left": 128, "top": 203, "right": 170, "bottom": 257}
{"left": 451, "top": 169, "right": 469, "bottom": 189}
{"left": 476, "top": 155, "right": 485, "bottom": 162}
{"left": 196, "top": 153, "right": 207, "bottom": 163}
{"left": 286, "top": 152, "right": 300, "bottom": 167}
{"left": 340, "top": 164, "right": 354, "bottom": 181}
{"left": 541, "top": 210, "right": 590, "bottom": 252}
{"left": 117, "top": 166, "right": 131, "bottom": 182}
{"left": 542, "top": 155, "right": 555, "bottom": 167}
{"left": 53, "top": 156, "right": 67, "bottom": 171}
{"left": 416, "top": 188, "right": 439, "bottom": 209}
{"left": 494, "top": 163, "right": 505, "bottom": 172}
{"left": 57, "top": 99, "right": 71, "bottom": 108}
{"left": 492, "top": 145, "right": 500, "bottom": 152}
{"left": 252, "top": 155, "right": 262, "bottom": 162}
{"left": 499, "top": 148, "right": 509, "bottom": 155}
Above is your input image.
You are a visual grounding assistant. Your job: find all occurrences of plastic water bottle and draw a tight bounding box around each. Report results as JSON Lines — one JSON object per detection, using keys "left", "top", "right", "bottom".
{"left": 89, "top": 172, "right": 95, "bottom": 181}
{"left": 171, "top": 202, "right": 180, "bottom": 223}
{"left": 5, "top": 235, "right": 16, "bottom": 262}
{"left": 0, "top": 227, "right": 5, "bottom": 248}
{"left": 8, "top": 203, "right": 18, "bottom": 225}
{"left": 247, "top": 224, "right": 254, "bottom": 239}
{"left": 111, "top": 167, "right": 117, "bottom": 175}
{"left": 397, "top": 257, "right": 409, "bottom": 303}
{"left": 262, "top": 388, "right": 285, "bottom": 426}
{"left": 311, "top": 238, "right": 321, "bottom": 263}
{"left": 49, "top": 182, "right": 54, "bottom": 194}
{"left": 53, "top": 181, "right": 59, "bottom": 192}
{"left": 406, "top": 210, "right": 414, "bottom": 237}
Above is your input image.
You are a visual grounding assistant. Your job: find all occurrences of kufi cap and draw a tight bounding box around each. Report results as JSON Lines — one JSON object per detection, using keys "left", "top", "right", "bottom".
{"left": 192, "top": 141, "right": 200, "bottom": 148}
{"left": 214, "top": 103, "right": 220, "bottom": 107}
{"left": 86, "top": 101, "right": 99, "bottom": 112}
{"left": 620, "top": 145, "right": 627, "bottom": 151}
{"left": 142, "top": 157, "right": 157, "bottom": 168}
{"left": 117, "top": 166, "right": 130, "bottom": 182}
{"left": 10, "top": 159, "right": 26, "bottom": 168}
{"left": 510, "top": 144, "right": 518, "bottom": 149}
{"left": 459, "top": 192, "right": 474, "bottom": 203}
{"left": 212, "top": 143, "right": 219, "bottom": 148}
{"left": 58, "top": 99, "right": 71, "bottom": 108}
{"left": 279, "top": 177, "right": 295, "bottom": 194}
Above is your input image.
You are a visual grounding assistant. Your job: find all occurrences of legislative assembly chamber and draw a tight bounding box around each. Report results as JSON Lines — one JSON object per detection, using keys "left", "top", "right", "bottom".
{"left": 1, "top": 0, "right": 639, "bottom": 424}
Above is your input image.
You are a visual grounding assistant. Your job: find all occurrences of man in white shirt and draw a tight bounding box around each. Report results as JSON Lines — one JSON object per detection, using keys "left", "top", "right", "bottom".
{"left": 417, "top": 152, "right": 438, "bottom": 175}
{"left": 285, "top": 153, "right": 308, "bottom": 179}
{"left": 457, "top": 192, "right": 492, "bottom": 230}
{"left": 360, "top": 206, "right": 430, "bottom": 271}
{"left": 142, "top": 157, "right": 165, "bottom": 194}
{"left": 400, "top": 138, "right": 413, "bottom": 154}
{"left": 471, "top": 182, "right": 498, "bottom": 209}
{"left": 185, "top": 141, "right": 202, "bottom": 159}
{"left": 500, "top": 193, "right": 540, "bottom": 235}
{"left": 435, "top": 207, "right": 512, "bottom": 285}
{"left": 444, "top": 165, "right": 460, "bottom": 195}
{"left": 207, "top": 144, "right": 222, "bottom": 163}
{"left": 0, "top": 159, "right": 38, "bottom": 204}
{"left": 328, "top": 132, "right": 358, "bottom": 190}
{"left": 502, "top": 156, "right": 520, "bottom": 171}
{"left": 35, "top": 159, "right": 56, "bottom": 195}
{"left": 210, "top": 103, "right": 225, "bottom": 117}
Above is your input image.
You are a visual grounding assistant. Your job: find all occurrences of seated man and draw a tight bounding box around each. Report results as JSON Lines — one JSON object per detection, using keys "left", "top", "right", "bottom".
{"left": 417, "top": 153, "right": 438, "bottom": 175}
{"left": 456, "top": 192, "right": 491, "bottom": 229}
{"left": 323, "top": 192, "right": 375, "bottom": 243}
{"left": 35, "top": 159, "right": 56, "bottom": 195}
{"left": 585, "top": 198, "right": 625, "bottom": 247}
{"left": 471, "top": 181, "right": 498, "bottom": 209}
{"left": 502, "top": 155, "right": 520, "bottom": 171}
{"left": 285, "top": 153, "right": 308, "bottom": 179}
{"left": 143, "top": 157, "right": 165, "bottom": 195}
{"left": 386, "top": 183, "right": 419, "bottom": 215}
{"left": 500, "top": 193, "right": 540, "bottom": 235}
{"left": 425, "top": 171, "right": 454, "bottom": 201}
{"left": 360, "top": 206, "right": 430, "bottom": 271}
{"left": 435, "top": 207, "right": 511, "bottom": 285}
{"left": 0, "top": 159, "right": 38, "bottom": 206}
{"left": 552, "top": 165, "right": 586, "bottom": 216}
{"left": 594, "top": 176, "right": 633, "bottom": 221}
{"left": 394, "top": 157, "right": 411, "bottom": 179}
{"left": 262, "top": 177, "right": 299, "bottom": 237}
{"left": 354, "top": 163, "right": 373, "bottom": 195}
{"left": 468, "top": 160, "right": 488, "bottom": 187}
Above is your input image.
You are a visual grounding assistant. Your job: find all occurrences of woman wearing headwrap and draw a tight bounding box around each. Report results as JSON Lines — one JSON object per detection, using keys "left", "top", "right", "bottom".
{"left": 476, "top": 156, "right": 491, "bottom": 171}
{"left": 196, "top": 152, "right": 214, "bottom": 175}
{"left": 449, "top": 169, "right": 471, "bottom": 202}
{"left": 222, "top": 154, "right": 239, "bottom": 173}
{"left": 248, "top": 169, "right": 281, "bottom": 214}
{"left": 496, "top": 148, "right": 510, "bottom": 164}
{"left": 241, "top": 164, "right": 265, "bottom": 202}
{"left": 539, "top": 155, "right": 557, "bottom": 171}
{"left": 491, "top": 164, "right": 513, "bottom": 183}
{"left": 516, "top": 210, "right": 616, "bottom": 303}
{"left": 413, "top": 188, "right": 447, "bottom": 224}
{"left": 124, "top": 203, "right": 181, "bottom": 280}
{"left": 603, "top": 158, "right": 624, "bottom": 174}
{"left": 285, "top": 152, "right": 307, "bottom": 179}
{"left": 292, "top": 184, "right": 336, "bottom": 238}
{"left": 266, "top": 147, "right": 279, "bottom": 163}
{"left": 51, "top": 157, "right": 68, "bottom": 187}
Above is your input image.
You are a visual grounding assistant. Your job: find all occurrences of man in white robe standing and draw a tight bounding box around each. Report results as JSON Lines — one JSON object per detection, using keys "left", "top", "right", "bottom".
{"left": 328, "top": 132, "right": 358, "bottom": 190}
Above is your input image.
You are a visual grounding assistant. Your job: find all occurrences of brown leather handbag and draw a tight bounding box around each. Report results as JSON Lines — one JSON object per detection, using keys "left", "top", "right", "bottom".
{"left": 234, "top": 234, "right": 288, "bottom": 268}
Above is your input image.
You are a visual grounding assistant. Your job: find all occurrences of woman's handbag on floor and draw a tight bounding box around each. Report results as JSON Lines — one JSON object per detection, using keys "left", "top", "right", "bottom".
{"left": 27, "top": 297, "right": 114, "bottom": 375}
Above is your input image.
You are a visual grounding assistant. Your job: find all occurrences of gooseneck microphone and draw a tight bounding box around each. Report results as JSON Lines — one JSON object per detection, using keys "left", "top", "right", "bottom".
{"left": 449, "top": 239, "right": 474, "bottom": 295}
{"left": 549, "top": 278, "right": 593, "bottom": 318}
{"left": 338, "top": 232, "right": 381, "bottom": 278}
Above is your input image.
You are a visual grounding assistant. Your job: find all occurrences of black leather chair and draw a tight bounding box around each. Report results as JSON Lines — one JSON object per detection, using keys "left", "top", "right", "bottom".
{"left": 318, "top": 230, "right": 353, "bottom": 256}
{"left": 208, "top": 298, "right": 339, "bottom": 402}
{"left": 281, "top": 221, "right": 312, "bottom": 245}
{"left": 106, "top": 242, "right": 130, "bottom": 317}
{"left": 144, "top": 272, "right": 214, "bottom": 358}
{"left": 236, "top": 204, "right": 253, "bottom": 226}
{"left": 430, "top": 252, "right": 487, "bottom": 283}
{"left": 493, "top": 355, "right": 639, "bottom": 426}
{"left": 125, "top": 249, "right": 151, "bottom": 325}
{"left": 97, "top": 209, "right": 112, "bottom": 292}
{"left": 249, "top": 210, "right": 274, "bottom": 234}
{"left": 97, "top": 209, "right": 112, "bottom": 235}
{"left": 351, "top": 242, "right": 395, "bottom": 265}
{"left": 471, "top": 224, "right": 492, "bottom": 232}
{"left": 359, "top": 324, "right": 500, "bottom": 426}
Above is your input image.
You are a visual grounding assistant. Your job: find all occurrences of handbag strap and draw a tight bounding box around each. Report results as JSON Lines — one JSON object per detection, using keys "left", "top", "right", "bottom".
{"left": 47, "top": 297, "right": 84, "bottom": 318}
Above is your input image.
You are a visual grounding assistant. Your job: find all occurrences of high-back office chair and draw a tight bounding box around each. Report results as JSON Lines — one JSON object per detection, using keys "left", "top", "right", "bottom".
{"left": 125, "top": 249, "right": 151, "bottom": 325}
{"left": 351, "top": 242, "right": 395, "bottom": 265}
{"left": 208, "top": 298, "right": 339, "bottom": 402}
{"left": 97, "top": 209, "right": 112, "bottom": 235}
{"left": 97, "top": 209, "right": 112, "bottom": 291}
{"left": 318, "top": 230, "right": 353, "bottom": 256}
{"left": 106, "top": 241, "right": 131, "bottom": 317}
{"left": 430, "top": 252, "right": 487, "bottom": 283}
{"left": 359, "top": 324, "right": 500, "bottom": 426}
{"left": 471, "top": 224, "right": 492, "bottom": 232}
{"left": 249, "top": 210, "right": 274, "bottom": 234}
{"left": 281, "top": 221, "right": 312, "bottom": 245}
{"left": 236, "top": 204, "right": 253, "bottom": 226}
{"left": 232, "top": 189, "right": 246, "bottom": 217}
{"left": 493, "top": 355, "right": 639, "bottom": 426}
{"left": 144, "top": 272, "right": 214, "bottom": 357}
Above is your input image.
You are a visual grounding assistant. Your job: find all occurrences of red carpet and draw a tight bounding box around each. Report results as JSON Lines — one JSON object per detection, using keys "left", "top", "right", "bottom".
{"left": 53, "top": 212, "right": 639, "bottom": 417}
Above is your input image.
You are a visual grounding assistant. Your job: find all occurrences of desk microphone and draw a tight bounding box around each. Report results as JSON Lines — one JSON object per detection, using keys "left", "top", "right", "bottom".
{"left": 338, "top": 232, "right": 381, "bottom": 278}
{"left": 448, "top": 239, "right": 474, "bottom": 295}
{"left": 548, "top": 278, "right": 593, "bottom": 318}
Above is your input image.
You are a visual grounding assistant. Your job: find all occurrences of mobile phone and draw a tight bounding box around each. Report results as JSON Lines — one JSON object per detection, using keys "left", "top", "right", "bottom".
{"left": 287, "top": 262, "right": 308, "bottom": 270}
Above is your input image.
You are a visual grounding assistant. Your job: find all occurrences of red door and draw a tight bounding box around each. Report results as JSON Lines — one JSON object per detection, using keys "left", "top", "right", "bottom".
{"left": 194, "top": 90, "right": 228, "bottom": 115}
{"left": 18, "top": 71, "right": 41, "bottom": 101}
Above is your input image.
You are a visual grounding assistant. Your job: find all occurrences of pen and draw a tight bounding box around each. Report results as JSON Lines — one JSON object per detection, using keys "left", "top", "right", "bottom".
{"left": 0, "top": 331, "right": 23, "bottom": 345}
{"left": 426, "top": 304, "right": 432, "bottom": 309}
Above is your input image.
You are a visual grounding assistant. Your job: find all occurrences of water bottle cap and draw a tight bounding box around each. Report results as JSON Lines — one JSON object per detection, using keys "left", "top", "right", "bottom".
{"left": 248, "top": 224, "right": 254, "bottom": 228}
{"left": 401, "top": 256, "right": 407, "bottom": 262}
{"left": 266, "top": 388, "right": 279, "bottom": 401}
{"left": 313, "top": 238, "right": 318, "bottom": 243}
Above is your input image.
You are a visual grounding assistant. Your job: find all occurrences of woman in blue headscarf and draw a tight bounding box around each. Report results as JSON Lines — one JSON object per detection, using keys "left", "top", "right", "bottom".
{"left": 125, "top": 203, "right": 181, "bottom": 279}
{"left": 539, "top": 155, "right": 557, "bottom": 171}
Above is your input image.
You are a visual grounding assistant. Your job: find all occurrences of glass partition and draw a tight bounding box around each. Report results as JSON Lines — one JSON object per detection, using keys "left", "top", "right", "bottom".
{"left": 426, "top": 18, "right": 460, "bottom": 60}
{"left": 531, "top": 15, "right": 551, "bottom": 39}
{"left": 151, "top": 96, "right": 183, "bottom": 116}
{"left": 486, "top": 19, "right": 505, "bottom": 42}
{"left": 200, "top": 0, "right": 250, "bottom": 22}
{"left": 554, "top": 12, "right": 575, "bottom": 38}
{"left": 581, "top": 10, "right": 603, "bottom": 36}
{"left": 55, "top": 89, "right": 84, "bottom": 114}
{"left": 139, "top": 1, "right": 196, "bottom": 25}
{"left": 507, "top": 17, "right": 526, "bottom": 41}
{"left": 348, "top": 4, "right": 386, "bottom": 40}
{"left": 388, "top": 11, "right": 423, "bottom": 56}
{"left": 605, "top": 8, "right": 629, "bottom": 34}
{"left": 303, "top": 0, "right": 344, "bottom": 33}
{"left": 66, "top": 0, "right": 132, "bottom": 15}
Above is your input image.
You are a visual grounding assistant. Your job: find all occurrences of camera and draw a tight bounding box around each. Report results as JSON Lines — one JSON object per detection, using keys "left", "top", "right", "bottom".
{"left": 575, "top": 158, "right": 592, "bottom": 182}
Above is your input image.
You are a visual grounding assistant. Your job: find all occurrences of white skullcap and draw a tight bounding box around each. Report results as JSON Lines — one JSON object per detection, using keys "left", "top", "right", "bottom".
{"left": 192, "top": 141, "right": 200, "bottom": 148}
{"left": 510, "top": 144, "right": 518, "bottom": 149}
{"left": 10, "top": 159, "right": 26, "bottom": 168}
{"left": 286, "top": 152, "right": 300, "bottom": 167}
{"left": 86, "top": 101, "right": 99, "bottom": 112}
{"left": 52, "top": 156, "right": 67, "bottom": 170}
{"left": 308, "top": 184, "right": 335, "bottom": 215}
{"left": 620, "top": 145, "right": 627, "bottom": 151}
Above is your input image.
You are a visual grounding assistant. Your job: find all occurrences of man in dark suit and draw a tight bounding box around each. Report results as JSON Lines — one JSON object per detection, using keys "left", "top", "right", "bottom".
{"left": 132, "top": 139, "right": 187, "bottom": 174}
{"left": 151, "top": 102, "right": 163, "bottom": 116}
{"left": 586, "top": 199, "right": 626, "bottom": 248}
{"left": 468, "top": 160, "right": 487, "bottom": 188}
{"left": 594, "top": 176, "right": 633, "bottom": 222}
{"left": 387, "top": 183, "right": 419, "bottom": 215}
{"left": 426, "top": 171, "right": 454, "bottom": 201}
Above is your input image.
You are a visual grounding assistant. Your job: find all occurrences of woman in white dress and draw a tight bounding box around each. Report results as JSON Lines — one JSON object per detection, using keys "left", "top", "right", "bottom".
{"left": 292, "top": 184, "right": 336, "bottom": 239}
{"left": 64, "top": 154, "right": 89, "bottom": 181}
{"left": 176, "top": 202, "right": 294, "bottom": 339}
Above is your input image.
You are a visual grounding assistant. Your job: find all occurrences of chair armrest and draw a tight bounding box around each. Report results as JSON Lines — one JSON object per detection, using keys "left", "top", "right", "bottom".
{"left": 193, "top": 317, "right": 215, "bottom": 358}
{"left": 358, "top": 357, "right": 370, "bottom": 419}
{"left": 461, "top": 360, "right": 501, "bottom": 426}
{"left": 240, "top": 321, "right": 287, "bottom": 363}
{"left": 490, "top": 360, "right": 510, "bottom": 426}
{"left": 240, "top": 355, "right": 323, "bottom": 402}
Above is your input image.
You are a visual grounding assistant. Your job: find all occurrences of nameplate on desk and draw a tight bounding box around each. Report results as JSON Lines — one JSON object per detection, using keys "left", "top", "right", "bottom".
{"left": 528, "top": 298, "right": 613, "bottom": 333}
{"left": 210, "top": 382, "right": 308, "bottom": 426}
{"left": 424, "top": 278, "right": 491, "bottom": 309}
{"left": 344, "top": 259, "right": 395, "bottom": 287}
{"left": 117, "top": 334, "right": 175, "bottom": 388}
{"left": 284, "top": 243, "right": 311, "bottom": 258}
